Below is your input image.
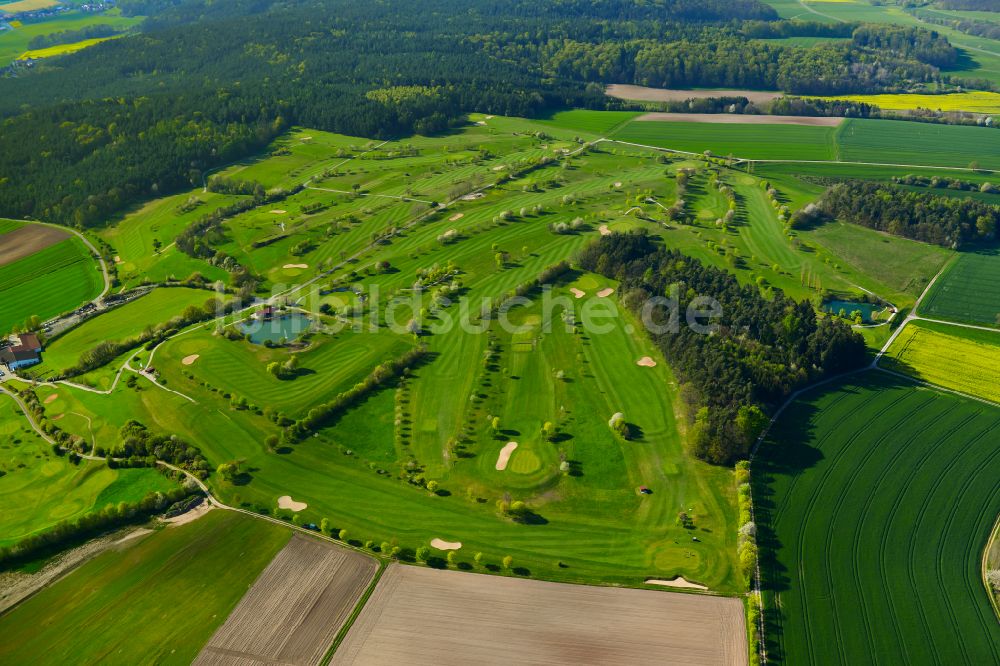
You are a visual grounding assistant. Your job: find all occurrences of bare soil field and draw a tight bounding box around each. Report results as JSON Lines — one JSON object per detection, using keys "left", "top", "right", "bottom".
{"left": 607, "top": 84, "right": 782, "bottom": 104}
{"left": 0, "top": 225, "right": 70, "bottom": 267}
{"left": 194, "top": 534, "right": 377, "bottom": 666}
{"left": 332, "top": 566, "right": 747, "bottom": 665}
{"left": 634, "top": 112, "right": 842, "bottom": 127}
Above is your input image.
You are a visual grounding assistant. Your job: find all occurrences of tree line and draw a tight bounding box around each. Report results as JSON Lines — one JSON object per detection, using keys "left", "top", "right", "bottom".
{"left": 805, "top": 180, "right": 999, "bottom": 249}
{"left": 579, "top": 232, "right": 867, "bottom": 464}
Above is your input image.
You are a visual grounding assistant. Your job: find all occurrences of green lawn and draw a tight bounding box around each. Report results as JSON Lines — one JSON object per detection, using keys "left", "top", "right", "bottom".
{"left": 0, "top": 232, "right": 102, "bottom": 335}
{"left": 882, "top": 320, "right": 1000, "bottom": 404}
{"left": 756, "top": 371, "right": 1000, "bottom": 664}
{"left": 0, "top": 393, "right": 177, "bottom": 546}
{"left": 0, "top": 510, "right": 291, "bottom": 665}
{"left": 920, "top": 249, "right": 1000, "bottom": 326}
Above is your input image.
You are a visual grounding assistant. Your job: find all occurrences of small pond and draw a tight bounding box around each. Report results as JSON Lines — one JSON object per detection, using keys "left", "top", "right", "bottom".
{"left": 239, "top": 312, "right": 313, "bottom": 345}
{"left": 822, "top": 300, "right": 884, "bottom": 324}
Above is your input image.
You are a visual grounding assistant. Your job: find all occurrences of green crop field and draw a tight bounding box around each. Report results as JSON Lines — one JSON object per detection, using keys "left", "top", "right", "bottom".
{"left": 610, "top": 120, "right": 839, "bottom": 161}
{"left": 837, "top": 119, "right": 1000, "bottom": 171}
{"left": 0, "top": 233, "right": 102, "bottom": 335}
{"left": 756, "top": 372, "right": 1000, "bottom": 665}
{"left": 882, "top": 320, "right": 1000, "bottom": 404}
{"left": 920, "top": 250, "right": 1000, "bottom": 326}
{"left": 33, "top": 287, "right": 225, "bottom": 378}
{"left": 0, "top": 510, "right": 291, "bottom": 665}
{"left": 0, "top": 392, "right": 177, "bottom": 546}
{"left": 537, "top": 110, "right": 641, "bottom": 137}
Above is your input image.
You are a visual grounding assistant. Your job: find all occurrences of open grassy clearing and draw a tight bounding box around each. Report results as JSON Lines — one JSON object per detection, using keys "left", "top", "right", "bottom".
{"left": 335, "top": 564, "right": 747, "bottom": 665}
{"left": 920, "top": 249, "right": 1000, "bottom": 326}
{"left": 756, "top": 372, "right": 1000, "bottom": 665}
{"left": 882, "top": 320, "right": 1000, "bottom": 404}
{"left": 195, "top": 534, "right": 376, "bottom": 666}
{"left": 803, "top": 221, "right": 952, "bottom": 306}
{"left": 0, "top": 233, "right": 102, "bottom": 334}
{"left": 0, "top": 392, "right": 177, "bottom": 546}
{"left": 32, "top": 287, "right": 223, "bottom": 379}
{"left": 0, "top": 510, "right": 291, "bottom": 665}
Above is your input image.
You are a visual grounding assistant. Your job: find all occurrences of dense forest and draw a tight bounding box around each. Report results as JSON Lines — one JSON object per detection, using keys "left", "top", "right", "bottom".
{"left": 579, "top": 232, "right": 867, "bottom": 464}
{"left": 805, "top": 181, "right": 1000, "bottom": 249}
{"left": 0, "top": 0, "right": 983, "bottom": 228}
{"left": 934, "top": 0, "right": 999, "bottom": 10}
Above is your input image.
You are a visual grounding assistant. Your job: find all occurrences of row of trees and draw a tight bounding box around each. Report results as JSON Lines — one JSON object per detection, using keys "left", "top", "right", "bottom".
{"left": 579, "top": 232, "right": 867, "bottom": 464}
{"left": 811, "top": 180, "right": 1000, "bottom": 249}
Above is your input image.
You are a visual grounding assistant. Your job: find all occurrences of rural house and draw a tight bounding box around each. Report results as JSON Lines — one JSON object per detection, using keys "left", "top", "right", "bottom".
{"left": 0, "top": 332, "right": 42, "bottom": 370}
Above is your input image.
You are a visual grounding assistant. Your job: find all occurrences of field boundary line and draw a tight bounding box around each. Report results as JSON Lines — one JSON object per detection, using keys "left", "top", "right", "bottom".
{"left": 982, "top": 511, "right": 1000, "bottom": 622}
{"left": 319, "top": 560, "right": 388, "bottom": 665}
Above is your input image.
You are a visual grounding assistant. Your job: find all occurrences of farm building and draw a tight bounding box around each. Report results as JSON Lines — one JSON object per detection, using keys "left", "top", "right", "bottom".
{"left": 0, "top": 333, "right": 42, "bottom": 370}
{"left": 253, "top": 306, "right": 275, "bottom": 321}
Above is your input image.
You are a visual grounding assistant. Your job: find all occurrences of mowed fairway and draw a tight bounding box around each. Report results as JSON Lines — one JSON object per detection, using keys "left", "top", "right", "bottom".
{"left": 756, "top": 372, "right": 1000, "bottom": 665}
{"left": 0, "top": 510, "right": 291, "bottom": 665}
{"left": 882, "top": 320, "right": 1000, "bottom": 404}
{"left": 0, "top": 391, "right": 176, "bottom": 546}
{"left": 0, "top": 229, "right": 102, "bottom": 334}
{"left": 920, "top": 250, "right": 1000, "bottom": 326}
{"left": 333, "top": 565, "right": 747, "bottom": 665}
{"left": 195, "top": 534, "right": 377, "bottom": 666}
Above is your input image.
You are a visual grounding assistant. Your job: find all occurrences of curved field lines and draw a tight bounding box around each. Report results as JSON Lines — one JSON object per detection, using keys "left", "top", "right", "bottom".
{"left": 756, "top": 372, "right": 1000, "bottom": 665}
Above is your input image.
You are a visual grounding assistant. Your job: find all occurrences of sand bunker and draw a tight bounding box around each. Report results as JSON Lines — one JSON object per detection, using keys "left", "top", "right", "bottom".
{"left": 283, "top": 263, "right": 309, "bottom": 269}
{"left": 491, "top": 165, "right": 505, "bottom": 171}
{"left": 278, "top": 495, "right": 308, "bottom": 512}
{"left": 570, "top": 288, "right": 586, "bottom": 299}
{"left": 461, "top": 192, "right": 485, "bottom": 201}
{"left": 476, "top": 121, "right": 487, "bottom": 126}
{"left": 44, "top": 393, "right": 58, "bottom": 404}
{"left": 599, "top": 224, "right": 612, "bottom": 236}
{"left": 431, "top": 538, "right": 462, "bottom": 551}
{"left": 645, "top": 577, "right": 709, "bottom": 591}
{"left": 51, "top": 414, "right": 64, "bottom": 421}
{"left": 495, "top": 442, "right": 519, "bottom": 471}
{"left": 164, "top": 502, "right": 212, "bottom": 527}
{"left": 637, "top": 356, "right": 657, "bottom": 367}
{"left": 449, "top": 213, "right": 464, "bottom": 221}
{"left": 270, "top": 209, "right": 287, "bottom": 214}
{"left": 114, "top": 255, "right": 122, "bottom": 264}
{"left": 181, "top": 354, "right": 200, "bottom": 366}
{"left": 614, "top": 182, "right": 622, "bottom": 187}
{"left": 597, "top": 288, "right": 615, "bottom": 298}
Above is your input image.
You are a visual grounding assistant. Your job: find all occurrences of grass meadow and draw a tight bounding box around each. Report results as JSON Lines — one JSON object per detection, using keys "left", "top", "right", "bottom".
{"left": 0, "top": 233, "right": 102, "bottom": 334}
{"left": 756, "top": 371, "right": 1000, "bottom": 665}
{"left": 0, "top": 10, "right": 141, "bottom": 67}
{"left": 0, "top": 510, "right": 291, "bottom": 665}
{"left": 920, "top": 250, "right": 1000, "bottom": 326}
